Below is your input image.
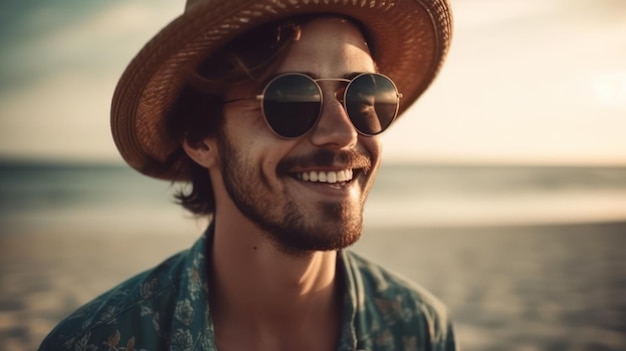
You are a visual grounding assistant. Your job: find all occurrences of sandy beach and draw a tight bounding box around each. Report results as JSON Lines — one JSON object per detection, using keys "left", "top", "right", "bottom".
{"left": 1, "top": 221, "right": 625, "bottom": 351}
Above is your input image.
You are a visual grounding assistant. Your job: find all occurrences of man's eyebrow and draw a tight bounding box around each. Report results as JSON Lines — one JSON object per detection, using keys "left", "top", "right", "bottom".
{"left": 272, "top": 71, "right": 364, "bottom": 80}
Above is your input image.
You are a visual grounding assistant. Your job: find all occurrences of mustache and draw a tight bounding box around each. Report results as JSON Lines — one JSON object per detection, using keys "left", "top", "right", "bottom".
{"left": 277, "top": 149, "right": 372, "bottom": 174}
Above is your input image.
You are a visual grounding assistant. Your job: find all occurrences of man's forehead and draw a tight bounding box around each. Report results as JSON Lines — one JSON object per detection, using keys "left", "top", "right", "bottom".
{"left": 274, "top": 17, "right": 375, "bottom": 77}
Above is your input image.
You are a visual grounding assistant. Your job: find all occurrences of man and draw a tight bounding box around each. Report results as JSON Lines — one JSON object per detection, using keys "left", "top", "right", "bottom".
{"left": 40, "top": 0, "right": 456, "bottom": 350}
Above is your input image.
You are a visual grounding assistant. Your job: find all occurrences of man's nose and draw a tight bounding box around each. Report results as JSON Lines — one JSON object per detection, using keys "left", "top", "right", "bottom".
{"left": 308, "top": 93, "right": 358, "bottom": 148}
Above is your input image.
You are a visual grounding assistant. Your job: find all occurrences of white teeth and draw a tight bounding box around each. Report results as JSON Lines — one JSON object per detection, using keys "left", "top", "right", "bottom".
{"left": 296, "top": 170, "right": 353, "bottom": 184}
{"left": 327, "top": 172, "right": 337, "bottom": 183}
{"left": 337, "top": 171, "right": 346, "bottom": 182}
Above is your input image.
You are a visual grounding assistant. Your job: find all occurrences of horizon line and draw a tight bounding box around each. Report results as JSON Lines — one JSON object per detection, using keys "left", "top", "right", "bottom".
{"left": 2, "top": 155, "right": 626, "bottom": 169}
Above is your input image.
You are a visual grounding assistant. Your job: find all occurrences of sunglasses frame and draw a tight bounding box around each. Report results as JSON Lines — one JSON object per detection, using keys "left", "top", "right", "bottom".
{"left": 225, "top": 72, "right": 402, "bottom": 139}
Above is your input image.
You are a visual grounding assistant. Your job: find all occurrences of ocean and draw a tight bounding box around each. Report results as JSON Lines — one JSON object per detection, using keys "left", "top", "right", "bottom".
{"left": 1, "top": 161, "right": 625, "bottom": 350}
{"left": 1, "top": 161, "right": 626, "bottom": 232}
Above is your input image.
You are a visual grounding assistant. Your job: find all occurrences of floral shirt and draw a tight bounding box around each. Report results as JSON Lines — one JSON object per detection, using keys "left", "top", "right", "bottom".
{"left": 39, "top": 226, "right": 458, "bottom": 351}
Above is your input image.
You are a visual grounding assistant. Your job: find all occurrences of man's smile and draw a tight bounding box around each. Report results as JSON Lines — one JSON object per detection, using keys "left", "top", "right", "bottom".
{"left": 294, "top": 169, "right": 354, "bottom": 184}
{"left": 277, "top": 149, "right": 372, "bottom": 191}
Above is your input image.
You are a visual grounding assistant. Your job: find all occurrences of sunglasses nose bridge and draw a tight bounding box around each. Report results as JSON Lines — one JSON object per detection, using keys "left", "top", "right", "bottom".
{"left": 315, "top": 80, "right": 349, "bottom": 117}
{"left": 309, "top": 87, "right": 358, "bottom": 147}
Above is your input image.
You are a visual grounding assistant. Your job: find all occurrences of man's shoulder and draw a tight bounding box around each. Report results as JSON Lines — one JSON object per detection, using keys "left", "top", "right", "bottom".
{"left": 39, "top": 250, "right": 189, "bottom": 350}
{"left": 342, "top": 250, "right": 457, "bottom": 350}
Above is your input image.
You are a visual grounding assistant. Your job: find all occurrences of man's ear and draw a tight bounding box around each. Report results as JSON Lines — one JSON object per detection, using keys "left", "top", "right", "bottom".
{"left": 182, "top": 136, "right": 218, "bottom": 169}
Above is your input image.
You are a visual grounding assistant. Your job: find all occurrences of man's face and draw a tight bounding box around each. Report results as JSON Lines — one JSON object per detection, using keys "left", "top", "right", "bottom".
{"left": 214, "top": 17, "right": 383, "bottom": 253}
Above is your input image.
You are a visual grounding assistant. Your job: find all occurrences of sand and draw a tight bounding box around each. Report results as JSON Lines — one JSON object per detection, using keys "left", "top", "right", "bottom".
{"left": 1, "top": 222, "right": 625, "bottom": 351}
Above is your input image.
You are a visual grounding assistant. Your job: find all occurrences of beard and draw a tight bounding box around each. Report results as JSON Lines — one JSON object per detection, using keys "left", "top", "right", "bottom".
{"left": 216, "top": 135, "right": 367, "bottom": 255}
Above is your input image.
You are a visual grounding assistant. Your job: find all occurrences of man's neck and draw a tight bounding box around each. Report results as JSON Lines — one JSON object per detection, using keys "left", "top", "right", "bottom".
{"left": 208, "top": 218, "right": 342, "bottom": 351}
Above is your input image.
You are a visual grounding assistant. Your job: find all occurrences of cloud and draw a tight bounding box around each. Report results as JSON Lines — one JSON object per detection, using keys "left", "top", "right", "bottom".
{"left": 2, "top": 2, "right": 180, "bottom": 88}
{"left": 0, "top": 1, "right": 181, "bottom": 160}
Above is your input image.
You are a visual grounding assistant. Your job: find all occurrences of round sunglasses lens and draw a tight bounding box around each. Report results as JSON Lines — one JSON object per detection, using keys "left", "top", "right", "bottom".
{"left": 262, "top": 75, "right": 321, "bottom": 138}
{"left": 345, "top": 74, "right": 399, "bottom": 135}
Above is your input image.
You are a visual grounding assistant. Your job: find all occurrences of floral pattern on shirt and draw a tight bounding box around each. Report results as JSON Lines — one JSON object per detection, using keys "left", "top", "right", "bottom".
{"left": 39, "top": 226, "right": 458, "bottom": 351}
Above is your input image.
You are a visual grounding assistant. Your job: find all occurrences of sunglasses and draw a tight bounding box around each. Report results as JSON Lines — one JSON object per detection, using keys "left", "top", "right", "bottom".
{"left": 224, "top": 73, "right": 402, "bottom": 138}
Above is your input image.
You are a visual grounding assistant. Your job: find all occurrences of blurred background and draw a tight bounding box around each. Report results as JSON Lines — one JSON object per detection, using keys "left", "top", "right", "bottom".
{"left": 1, "top": 0, "right": 625, "bottom": 350}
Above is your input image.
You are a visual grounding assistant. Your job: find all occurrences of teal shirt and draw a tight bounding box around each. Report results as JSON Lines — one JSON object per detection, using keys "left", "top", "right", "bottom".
{"left": 39, "top": 227, "right": 458, "bottom": 351}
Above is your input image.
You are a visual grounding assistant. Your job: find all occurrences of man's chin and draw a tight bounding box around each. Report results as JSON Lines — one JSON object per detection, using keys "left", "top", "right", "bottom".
{"left": 266, "top": 222, "right": 363, "bottom": 255}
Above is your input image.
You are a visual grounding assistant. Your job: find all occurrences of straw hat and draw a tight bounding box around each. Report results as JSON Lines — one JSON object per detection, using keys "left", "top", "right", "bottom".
{"left": 111, "top": 0, "right": 453, "bottom": 180}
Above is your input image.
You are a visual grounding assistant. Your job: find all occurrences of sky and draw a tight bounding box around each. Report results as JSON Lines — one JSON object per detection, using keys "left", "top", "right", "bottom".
{"left": 0, "top": 0, "right": 625, "bottom": 165}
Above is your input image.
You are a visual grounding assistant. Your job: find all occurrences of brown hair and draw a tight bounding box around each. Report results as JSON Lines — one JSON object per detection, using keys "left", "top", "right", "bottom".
{"left": 165, "top": 17, "right": 305, "bottom": 216}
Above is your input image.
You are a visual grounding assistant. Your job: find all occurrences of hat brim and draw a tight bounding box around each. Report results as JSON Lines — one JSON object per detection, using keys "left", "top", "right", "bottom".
{"left": 111, "top": 0, "right": 453, "bottom": 180}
